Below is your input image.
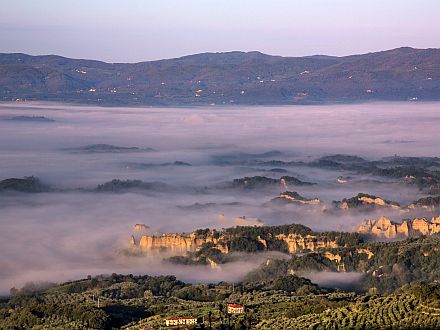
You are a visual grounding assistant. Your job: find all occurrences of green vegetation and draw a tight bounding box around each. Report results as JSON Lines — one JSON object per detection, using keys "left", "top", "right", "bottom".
{"left": 246, "top": 234, "right": 440, "bottom": 294}
{"left": 2, "top": 275, "right": 439, "bottom": 329}
{"left": 231, "top": 175, "right": 313, "bottom": 189}
{"left": 95, "top": 179, "right": 166, "bottom": 192}
{"left": 0, "top": 176, "right": 49, "bottom": 193}
{"left": 2, "top": 224, "right": 440, "bottom": 329}
{"left": 410, "top": 195, "right": 440, "bottom": 208}
{"left": 167, "top": 223, "right": 362, "bottom": 266}
{"left": 256, "top": 288, "right": 440, "bottom": 329}
{"left": 333, "top": 192, "right": 400, "bottom": 208}
{"left": 168, "top": 242, "right": 232, "bottom": 265}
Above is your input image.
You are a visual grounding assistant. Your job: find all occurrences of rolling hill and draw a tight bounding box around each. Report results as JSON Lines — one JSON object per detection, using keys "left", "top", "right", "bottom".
{"left": 1, "top": 47, "right": 439, "bottom": 106}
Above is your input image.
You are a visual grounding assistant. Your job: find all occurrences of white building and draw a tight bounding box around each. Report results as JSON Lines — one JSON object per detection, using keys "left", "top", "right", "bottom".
{"left": 165, "top": 316, "right": 197, "bottom": 327}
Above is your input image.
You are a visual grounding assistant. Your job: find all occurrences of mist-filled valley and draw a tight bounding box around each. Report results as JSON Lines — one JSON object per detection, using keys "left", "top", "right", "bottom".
{"left": 1, "top": 101, "right": 440, "bottom": 295}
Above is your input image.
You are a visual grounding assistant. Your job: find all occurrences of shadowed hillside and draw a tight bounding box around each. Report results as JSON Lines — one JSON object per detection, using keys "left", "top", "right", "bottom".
{"left": 1, "top": 47, "right": 439, "bottom": 106}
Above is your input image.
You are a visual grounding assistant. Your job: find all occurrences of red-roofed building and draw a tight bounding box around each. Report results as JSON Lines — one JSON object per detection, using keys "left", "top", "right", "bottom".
{"left": 227, "top": 303, "right": 245, "bottom": 314}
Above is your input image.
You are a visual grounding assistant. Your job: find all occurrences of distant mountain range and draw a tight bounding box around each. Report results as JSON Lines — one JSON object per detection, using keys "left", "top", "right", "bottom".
{"left": 0, "top": 47, "right": 439, "bottom": 106}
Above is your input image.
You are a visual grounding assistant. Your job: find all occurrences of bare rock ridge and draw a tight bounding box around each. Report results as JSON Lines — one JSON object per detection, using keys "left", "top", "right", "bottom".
{"left": 2, "top": 47, "right": 439, "bottom": 105}
{"left": 357, "top": 215, "right": 440, "bottom": 238}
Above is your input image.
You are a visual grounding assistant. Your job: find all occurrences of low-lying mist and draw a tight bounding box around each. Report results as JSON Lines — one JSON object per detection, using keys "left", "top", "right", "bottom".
{"left": 303, "top": 271, "right": 365, "bottom": 292}
{"left": 1, "top": 101, "right": 440, "bottom": 294}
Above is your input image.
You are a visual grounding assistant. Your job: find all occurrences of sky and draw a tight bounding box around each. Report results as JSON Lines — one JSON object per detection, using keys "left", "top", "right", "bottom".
{"left": 0, "top": 0, "right": 439, "bottom": 63}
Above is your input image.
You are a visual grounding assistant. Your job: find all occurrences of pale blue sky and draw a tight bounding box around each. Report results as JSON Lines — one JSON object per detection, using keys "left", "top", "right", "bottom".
{"left": 1, "top": 0, "right": 439, "bottom": 62}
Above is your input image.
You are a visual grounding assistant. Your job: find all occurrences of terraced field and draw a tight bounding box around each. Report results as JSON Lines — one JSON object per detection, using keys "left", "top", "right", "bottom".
{"left": 256, "top": 294, "right": 440, "bottom": 329}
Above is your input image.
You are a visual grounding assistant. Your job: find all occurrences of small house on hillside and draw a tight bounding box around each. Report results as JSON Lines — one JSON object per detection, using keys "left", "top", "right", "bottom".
{"left": 164, "top": 316, "right": 197, "bottom": 327}
{"left": 227, "top": 303, "right": 245, "bottom": 314}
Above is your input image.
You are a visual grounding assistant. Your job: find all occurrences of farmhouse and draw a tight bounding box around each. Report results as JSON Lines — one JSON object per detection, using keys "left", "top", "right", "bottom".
{"left": 227, "top": 303, "right": 245, "bottom": 314}
{"left": 164, "top": 316, "right": 197, "bottom": 327}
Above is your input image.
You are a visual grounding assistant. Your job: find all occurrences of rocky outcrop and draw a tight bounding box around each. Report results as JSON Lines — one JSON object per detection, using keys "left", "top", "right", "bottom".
{"left": 357, "top": 215, "right": 440, "bottom": 238}
{"left": 324, "top": 251, "right": 342, "bottom": 263}
{"left": 275, "top": 234, "right": 338, "bottom": 253}
{"left": 136, "top": 233, "right": 229, "bottom": 255}
{"left": 274, "top": 191, "right": 321, "bottom": 205}
{"left": 334, "top": 193, "right": 400, "bottom": 210}
{"left": 206, "top": 257, "right": 221, "bottom": 270}
{"left": 406, "top": 196, "right": 440, "bottom": 210}
{"left": 131, "top": 224, "right": 341, "bottom": 256}
{"left": 321, "top": 249, "right": 374, "bottom": 272}
{"left": 323, "top": 251, "right": 346, "bottom": 271}
{"left": 356, "top": 248, "right": 374, "bottom": 260}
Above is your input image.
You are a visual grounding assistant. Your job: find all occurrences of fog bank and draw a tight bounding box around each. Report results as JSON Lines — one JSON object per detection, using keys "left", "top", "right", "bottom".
{"left": 1, "top": 102, "right": 439, "bottom": 293}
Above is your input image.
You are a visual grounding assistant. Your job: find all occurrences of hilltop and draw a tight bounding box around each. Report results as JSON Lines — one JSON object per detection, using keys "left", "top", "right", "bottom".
{"left": 1, "top": 47, "right": 439, "bottom": 106}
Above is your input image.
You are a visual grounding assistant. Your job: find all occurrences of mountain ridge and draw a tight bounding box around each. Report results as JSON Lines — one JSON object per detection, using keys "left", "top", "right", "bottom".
{"left": 1, "top": 46, "right": 432, "bottom": 65}
{"left": 1, "top": 47, "right": 439, "bottom": 106}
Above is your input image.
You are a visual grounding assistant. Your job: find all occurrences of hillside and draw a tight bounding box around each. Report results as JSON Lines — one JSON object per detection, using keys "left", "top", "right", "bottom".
{"left": 2, "top": 239, "right": 440, "bottom": 329}
{"left": 1, "top": 47, "right": 439, "bottom": 105}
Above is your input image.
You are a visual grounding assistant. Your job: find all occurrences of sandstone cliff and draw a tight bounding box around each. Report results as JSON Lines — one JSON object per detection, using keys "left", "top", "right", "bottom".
{"left": 136, "top": 232, "right": 229, "bottom": 255}
{"left": 131, "top": 225, "right": 342, "bottom": 256}
{"left": 357, "top": 215, "right": 440, "bottom": 238}
{"left": 274, "top": 234, "right": 337, "bottom": 253}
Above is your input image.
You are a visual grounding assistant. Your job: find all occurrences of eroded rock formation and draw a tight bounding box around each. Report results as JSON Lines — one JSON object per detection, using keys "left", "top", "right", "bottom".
{"left": 136, "top": 232, "right": 229, "bottom": 255}
{"left": 274, "top": 234, "right": 338, "bottom": 253}
{"left": 131, "top": 226, "right": 341, "bottom": 255}
{"left": 357, "top": 215, "right": 440, "bottom": 238}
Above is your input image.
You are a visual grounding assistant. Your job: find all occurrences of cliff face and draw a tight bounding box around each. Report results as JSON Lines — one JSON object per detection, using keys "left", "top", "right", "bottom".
{"left": 136, "top": 233, "right": 228, "bottom": 255}
{"left": 357, "top": 215, "right": 440, "bottom": 238}
{"left": 274, "top": 234, "right": 337, "bottom": 253}
{"left": 132, "top": 228, "right": 339, "bottom": 255}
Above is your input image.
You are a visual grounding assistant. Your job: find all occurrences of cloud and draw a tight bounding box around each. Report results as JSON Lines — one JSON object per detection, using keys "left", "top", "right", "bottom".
{"left": 0, "top": 101, "right": 438, "bottom": 294}
{"left": 183, "top": 114, "right": 205, "bottom": 125}
{"left": 304, "top": 271, "right": 364, "bottom": 291}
